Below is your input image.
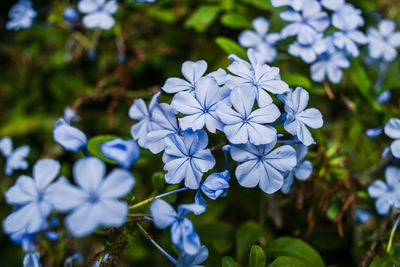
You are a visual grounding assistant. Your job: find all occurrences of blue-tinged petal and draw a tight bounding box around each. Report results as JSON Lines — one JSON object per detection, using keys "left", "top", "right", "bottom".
{"left": 78, "top": 0, "right": 101, "bottom": 13}
{"left": 99, "top": 168, "right": 135, "bottom": 198}
{"left": 390, "top": 139, "right": 400, "bottom": 158}
{"left": 164, "top": 157, "right": 188, "bottom": 184}
{"left": 297, "top": 122, "right": 314, "bottom": 146}
{"left": 297, "top": 108, "right": 323, "bottom": 129}
{"left": 7, "top": 145, "right": 30, "bottom": 174}
{"left": 253, "top": 17, "right": 269, "bottom": 35}
{"left": 249, "top": 103, "right": 280, "bottom": 123}
{"left": 206, "top": 68, "right": 226, "bottom": 85}
{"left": 279, "top": 11, "right": 302, "bottom": 22}
{"left": 129, "top": 98, "right": 148, "bottom": 120}
{"left": 0, "top": 137, "right": 12, "bottom": 157}
{"left": 33, "top": 159, "right": 60, "bottom": 192}
{"left": 291, "top": 87, "right": 309, "bottom": 113}
{"left": 184, "top": 162, "right": 203, "bottom": 189}
{"left": 164, "top": 134, "right": 188, "bottom": 158}
{"left": 182, "top": 61, "right": 207, "bottom": 85}
{"left": 53, "top": 119, "right": 87, "bottom": 152}
{"left": 296, "top": 144, "right": 308, "bottom": 162}
{"left": 172, "top": 92, "right": 202, "bottom": 115}
{"left": 194, "top": 191, "right": 207, "bottom": 212}
{"left": 101, "top": 138, "right": 140, "bottom": 169}
{"left": 326, "top": 63, "right": 343, "bottom": 84}
{"left": 180, "top": 219, "right": 201, "bottom": 255}
{"left": 215, "top": 104, "right": 242, "bottom": 125}
{"left": 384, "top": 118, "right": 400, "bottom": 139}
{"left": 73, "top": 157, "right": 105, "bottom": 193}
{"left": 310, "top": 61, "right": 326, "bottom": 82}
{"left": 47, "top": 177, "right": 87, "bottom": 212}
{"left": 375, "top": 197, "right": 391, "bottom": 215}
{"left": 3, "top": 202, "right": 45, "bottom": 234}
{"left": 239, "top": 30, "right": 260, "bottom": 48}
{"left": 96, "top": 199, "right": 128, "bottom": 226}
{"left": 379, "top": 20, "right": 396, "bottom": 37}
{"left": 163, "top": 78, "right": 193, "bottom": 94}
{"left": 235, "top": 159, "right": 261, "bottom": 188}
{"left": 5, "top": 175, "right": 37, "bottom": 204}
{"left": 231, "top": 86, "right": 256, "bottom": 118}
{"left": 150, "top": 199, "right": 177, "bottom": 229}
{"left": 385, "top": 167, "right": 400, "bottom": 186}
{"left": 23, "top": 252, "right": 40, "bottom": 267}
{"left": 321, "top": 0, "right": 344, "bottom": 10}
{"left": 224, "top": 123, "right": 248, "bottom": 144}
{"left": 281, "top": 172, "right": 294, "bottom": 194}
{"left": 179, "top": 114, "right": 206, "bottom": 132}
{"left": 265, "top": 145, "right": 297, "bottom": 172}
{"left": 177, "top": 245, "right": 208, "bottom": 267}
{"left": 389, "top": 32, "right": 400, "bottom": 47}
{"left": 204, "top": 113, "right": 224, "bottom": 133}
{"left": 295, "top": 160, "right": 312, "bottom": 180}
{"left": 104, "top": 0, "right": 118, "bottom": 14}
{"left": 192, "top": 149, "right": 215, "bottom": 173}
{"left": 258, "top": 161, "right": 284, "bottom": 194}
{"left": 368, "top": 180, "right": 387, "bottom": 198}
{"left": 201, "top": 171, "right": 230, "bottom": 200}
{"left": 230, "top": 142, "right": 263, "bottom": 162}
{"left": 247, "top": 123, "right": 277, "bottom": 145}
{"left": 178, "top": 203, "right": 206, "bottom": 217}
{"left": 65, "top": 202, "right": 100, "bottom": 237}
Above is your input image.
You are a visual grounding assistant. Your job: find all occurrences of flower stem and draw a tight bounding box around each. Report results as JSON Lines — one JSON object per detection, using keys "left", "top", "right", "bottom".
{"left": 277, "top": 139, "right": 301, "bottom": 145}
{"left": 386, "top": 214, "right": 400, "bottom": 253}
{"left": 136, "top": 223, "right": 177, "bottom": 265}
{"left": 129, "top": 187, "right": 189, "bottom": 210}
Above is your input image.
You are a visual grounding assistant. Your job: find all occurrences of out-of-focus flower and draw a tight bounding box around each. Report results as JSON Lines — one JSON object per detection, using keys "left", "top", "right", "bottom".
{"left": 101, "top": 138, "right": 140, "bottom": 169}
{"left": 384, "top": 118, "right": 400, "bottom": 158}
{"left": 6, "top": 0, "right": 36, "bottom": 31}
{"left": 367, "top": 20, "right": 400, "bottom": 62}
{"left": 78, "top": 0, "right": 118, "bottom": 30}
{"left": 53, "top": 119, "right": 87, "bottom": 153}
{"left": 0, "top": 137, "right": 30, "bottom": 175}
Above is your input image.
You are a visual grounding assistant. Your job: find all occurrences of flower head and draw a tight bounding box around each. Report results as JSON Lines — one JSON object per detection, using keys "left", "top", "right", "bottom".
{"left": 281, "top": 87, "right": 323, "bottom": 146}
{"left": 288, "top": 34, "right": 326, "bottom": 63}
{"left": 368, "top": 167, "right": 400, "bottom": 215}
{"left": 0, "top": 137, "right": 30, "bottom": 175}
{"left": 200, "top": 170, "right": 230, "bottom": 200}
{"left": 78, "top": 0, "right": 118, "bottom": 30}
{"left": 367, "top": 20, "right": 400, "bottom": 62}
{"left": 53, "top": 119, "right": 88, "bottom": 153}
{"left": 3, "top": 159, "right": 60, "bottom": 235}
{"left": 384, "top": 118, "right": 400, "bottom": 158}
{"left": 332, "top": 30, "right": 368, "bottom": 57}
{"left": 150, "top": 199, "right": 205, "bottom": 255}
{"left": 6, "top": 0, "right": 36, "bottom": 31}
{"left": 48, "top": 157, "right": 135, "bottom": 237}
{"left": 162, "top": 130, "right": 215, "bottom": 190}
{"left": 322, "top": 0, "right": 364, "bottom": 31}
{"left": 216, "top": 86, "right": 280, "bottom": 145}
{"left": 230, "top": 138, "right": 297, "bottom": 194}
{"left": 101, "top": 138, "right": 140, "bottom": 169}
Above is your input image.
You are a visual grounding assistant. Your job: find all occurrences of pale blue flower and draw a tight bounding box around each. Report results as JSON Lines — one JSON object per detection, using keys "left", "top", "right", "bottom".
{"left": 310, "top": 37, "right": 350, "bottom": 84}
{"left": 288, "top": 34, "right": 326, "bottom": 63}
{"left": 129, "top": 92, "right": 161, "bottom": 149}
{"left": 162, "top": 60, "right": 226, "bottom": 94}
{"left": 48, "top": 157, "right": 135, "bottom": 237}
{"left": 6, "top": 0, "right": 36, "bottom": 30}
{"left": 3, "top": 159, "right": 60, "bottom": 235}
{"left": 200, "top": 170, "right": 230, "bottom": 200}
{"left": 23, "top": 252, "right": 41, "bottom": 267}
{"left": 150, "top": 199, "right": 205, "bottom": 255}
{"left": 281, "top": 144, "right": 312, "bottom": 193}
{"left": 376, "top": 90, "right": 391, "bottom": 104}
{"left": 282, "top": 87, "right": 323, "bottom": 146}
{"left": 101, "top": 138, "right": 140, "bottom": 169}
{"left": 279, "top": 0, "right": 329, "bottom": 45}
{"left": 367, "top": 20, "right": 400, "bottom": 62}
{"left": 216, "top": 86, "right": 280, "bottom": 145}
{"left": 365, "top": 127, "right": 382, "bottom": 138}
{"left": 64, "top": 8, "right": 79, "bottom": 22}
{"left": 63, "top": 107, "right": 79, "bottom": 124}
{"left": 78, "top": 0, "right": 118, "bottom": 30}
{"left": 239, "top": 17, "right": 280, "bottom": 63}
{"left": 177, "top": 245, "right": 208, "bottom": 267}
{"left": 332, "top": 30, "right": 368, "bottom": 57}
{"left": 368, "top": 167, "right": 400, "bottom": 215}
{"left": 171, "top": 77, "right": 230, "bottom": 133}
{"left": 162, "top": 130, "right": 215, "bottom": 190}
{"left": 11, "top": 230, "right": 36, "bottom": 252}
{"left": 384, "top": 118, "right": 400, "bottom": 158}
{"left": 53, "top": 119, "right": 87, "bottom": 153}
{"left": 147, "top": 103, "right": 182, "bottom": 154}
{"left": 321, "top": 0, "right": 364, "bottom": 31}
{"left": 230, "top": 137, "right": 297, "bottom": 194}
{"left": 0, "top": 137, "right": 30, "bottom": 175}
{"left": 354, "top": 208, "right": 371, "bottom": 224}
{"left": 270, "top": 0, "right": 305, "bottom": 11}
{"left": 225, "top": 49, "right": 290, "bottom": 107}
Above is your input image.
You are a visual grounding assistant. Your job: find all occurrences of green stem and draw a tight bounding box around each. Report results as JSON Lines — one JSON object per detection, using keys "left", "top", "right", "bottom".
{"left": 129, "top": 187, "right": 189, "bottom": 210}
{"left": 387, "top": 214, "right": 400, "bottom": 253}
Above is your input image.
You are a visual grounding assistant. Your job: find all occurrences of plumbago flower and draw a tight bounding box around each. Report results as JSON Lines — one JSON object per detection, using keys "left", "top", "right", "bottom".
{"left": 281, "top": 144, "right": 313, "bottom": 194}
{"left": 238, "top": 17, "right": 280, "bottom": 63}
{"left": 150, "top": 199, "right": 205, "bottom": 255}
{"left": 368, "top": 167, "right": 400, "bottom": 215}
{"left": 225, "top": 49, "right": 290, "bottom": 107}
{"left": 0, "top": 137, "right": 30, "bottom": 175}
{"left": 288, "top": 34, "right": 326, "bottom": 63}
{"left": 279, "top": 0, "right": 329, "bottom": 45}
{"left": 230, "top": 137, "right": 297, "bottom": 194}
{"left": 162, "top": 60, "right": 226, "bottom": 94}
{"left": 171, "top": 76, "right": 230, "bottom": 133}
{"left": 101, "top": 138, "right": 140, "bottom": 169}
{"left": 162, "top": 130, "right": 215, "bottom": 189}
{"left": 384, "top": 118, "right": 400, "bottom": 158}
{"left": 6, "top": 0, "right": 37, "bottom": 30}
{"left": 195, "top": 170, "right": 230, "bottom": 211}
{"left": 53, "top": 119, "right": 88, "bottom": 153}
{"left": 367, "top": 19, "right": 400, "bottom": 62}
{"left": 78, "top": 0, "right": 118, "bottom": 30}
{"left": 281, "top": 87, "right": 323, "bottom": 146}
{"left": 129, "top": 92, "right": 161, "bottom": 148}
{"left": 48, "top": 157, "right": 135, "bottom": 237}
{"left": 3, "top": 159, "right": 60, "bottom": 235}
{"left": 216, "top": 86, "right": 280, "bottom": 145}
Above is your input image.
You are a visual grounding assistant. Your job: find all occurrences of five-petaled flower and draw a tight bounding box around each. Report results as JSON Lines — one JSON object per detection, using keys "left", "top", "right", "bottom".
{"left": 78, "top": 0, "right": 118, "bottom": 30}
{"left": 0, "top": 137, "right": 30, "bottom": 176}
{"left": 6, "top": 0, "right": 37, "bottom": 31}
{"left": 367, "top": 19, "right": 400, "bottom": 62}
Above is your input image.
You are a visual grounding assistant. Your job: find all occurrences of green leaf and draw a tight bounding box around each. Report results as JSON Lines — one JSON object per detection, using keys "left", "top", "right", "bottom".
{"left": 87, "top": 135, "right": 119, "bottom": 164}
{"left": 151, "top": 172, "right": 165, "bottom": 191}
{"left": 240, "top": 0, "right": 272, "bottom": 10}
{"left": 147, "top": 7, "right": 176, "bottom": 23}
{"left": 222, "top": 256, "right": 240, "bottom": 267}
{"left": 249, "top": 245, "right": 266, "bottom": 267}
{"left": 185, "top": 5, "right": 221, "bottom": 32}
{"left": 326, "top": 202, "right": 340, "bottom": 220}
{"left": 280, "top": 73, "right": 311, "bottom": 89}
{"left": 264, "top": 237, "right": 325, "bottom": 267}
{"left": 215, "top": 37, "right": 247, "bottom": 59}
{"left": 349, "top": 59, "right": 371, "bottom": 98}
{"left": 220, "top": 13, "right": 251, "bottom": 29}
{"left": 369, "top": 256, "right": 397, "bottom": 267}
{"left": 236, "top": 221, "right": 267, "bottom": 262}
{"left": 268, "top": 256, "right": 307, "bottom": 267}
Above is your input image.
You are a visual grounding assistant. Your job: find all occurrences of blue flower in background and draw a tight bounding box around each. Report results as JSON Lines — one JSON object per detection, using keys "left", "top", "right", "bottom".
{"left": 78, "top": 0, "right": 118, "bottom": 30}
{"left": 368, "top": 166, "right": 400, "bottom": 215}
{"left": 384, "top": 118, "right": 400, "bottom": 158}
{"left": 288, "top": 35, "right": 326, "bottom": 63}
{"left": 279, "top": 0, "right": 329, "bottom": 45}
{"left": 282, "top": 87, "right": 323, "bottom": 146}
{"left": 64, "top": 252, "right": 83, "bottom": 267}
{"left": 376, "top": 90, "right": 391, "bottom": 104}
{"left": 367, "top": 20, "right": 400, "bottom": 62}
{"left": 365, "top": 127, "right": 383, "bottom": 138}
{"left": 6, "top": 0, "right": 36, "bottom": 31}
{"left": 281, "top": 144, "right": 312, "bottom": 194}
{"left": 3, "top": 159, "right": 60, "bottom": 235}
{"left": 332, "top": 30, "right": 367, "bottom": 57}
{"left": 216, "top": 86, "right": 280, "bottom": 145}
{"left": 48, "top": 157, "right": 135, "bottom": 237}
{"left": 23, "top": 252, "right": 40, "bottom": 267}
{"left": 0, "top": 137, "right": 30, "bottom": 176}
{"left": 177, "top": 245, "right": 208, "bottom": 267}
{"left": 64, "top": 8, "right": 79, "bottom": 22}
{"left": 354, "top": 208, "right": 371, "bottom": 224}
{"left": 270, "top": 0, "right": 305, "bottom": 11}
{"left": 150, "top": 199, "right": 205, "bottom": 255}
{"left": 171, "top": 77, "right": 230, "bottom": 133}
{"left": 162, "top": 130, "right": 215, "bottom": 189}
{"left": 310, "top": 37, "right": 350, "bottom": 84}
{"left": 129, "top": 92, "right": 161, "bottom": 149}
{"left": 162, "top": 60, "right": 226, "bottom": 94}
{"left": 321, "top": 0, "right": 364, "bottom": 31}
{"left": 147, "top": 103, "right": 181, "bottom": 154}
{"left": 230, "top": 137, "right": 297, "bottom": 194}
{"left": 200, "top": 170, "right": 230, "bottom": 200}
{"left": 63, "top": 107, "right": 80, "bottom": 124}
{"left": 225, "top": 50, "right": 290, "bottom": 107}
{"left": 53, "top": 119, "right": 88, "bottom": 153}
{"left": 239, "top": 17, "right": 280, "bottom": 63}
{"left": 101, "top": 138, "right": 140, "bottom": 169}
